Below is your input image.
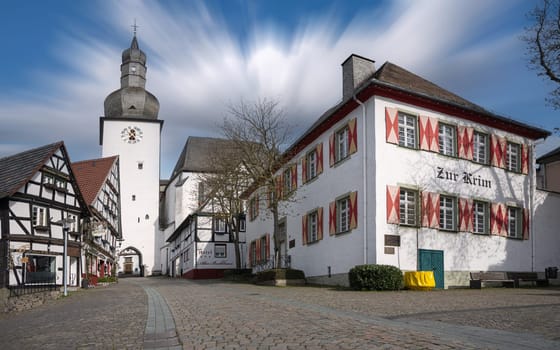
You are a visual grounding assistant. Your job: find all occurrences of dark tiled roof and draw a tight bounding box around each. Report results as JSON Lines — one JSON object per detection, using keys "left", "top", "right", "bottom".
{"left": 72, "top": 156, "right": 118, "bottom": 205}
{"left": 171, "top": 136, "right": 239, "bottom": 178}
{"left": 537, "top": 145, "right": 560, "bottom": 164}
{"left": 0, "top": 142, "right": 64, "bottom": 198}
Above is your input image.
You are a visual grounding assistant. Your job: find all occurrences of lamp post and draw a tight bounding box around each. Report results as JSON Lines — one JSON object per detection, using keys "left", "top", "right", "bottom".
{"left": 56, "top": 218, "right": 75, "bottom": 297}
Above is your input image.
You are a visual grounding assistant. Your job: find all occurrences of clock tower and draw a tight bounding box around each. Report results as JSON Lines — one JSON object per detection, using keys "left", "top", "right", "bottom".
{"left": 100, "top": 34, "right": 163, "bottom": 276}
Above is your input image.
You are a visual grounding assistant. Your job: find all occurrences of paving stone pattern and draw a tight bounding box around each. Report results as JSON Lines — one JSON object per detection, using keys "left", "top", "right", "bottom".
{"left": 0, "top": 277, "right": 559, "bottom": 349}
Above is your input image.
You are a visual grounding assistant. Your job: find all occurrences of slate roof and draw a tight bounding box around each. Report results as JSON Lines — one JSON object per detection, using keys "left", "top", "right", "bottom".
{"left": 72, "top": 156, "right": 118, "bottom": 205}
{"left": 0, "top": 141, "right": 64, "bottom": 199}
{"left": 170, "top": 136, "right": 239, "bottom": 179}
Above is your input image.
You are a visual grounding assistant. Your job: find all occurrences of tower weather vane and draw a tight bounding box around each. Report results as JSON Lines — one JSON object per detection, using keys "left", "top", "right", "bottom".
{"left": 132, "top": 19, "right": 139, "bottom": 36}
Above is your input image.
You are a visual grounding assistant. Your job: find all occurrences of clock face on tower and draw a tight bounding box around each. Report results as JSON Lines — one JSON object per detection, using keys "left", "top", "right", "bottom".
{"left": 121, "top": 126, "right": 143, "bottom": 144}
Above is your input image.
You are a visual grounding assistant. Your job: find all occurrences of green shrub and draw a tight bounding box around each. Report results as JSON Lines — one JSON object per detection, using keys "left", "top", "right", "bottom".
{"left": 348, "top": 264, "right": 403, "bottom": 291}
{"left": 97, "top": 276, "right": 117, "bottom": 283}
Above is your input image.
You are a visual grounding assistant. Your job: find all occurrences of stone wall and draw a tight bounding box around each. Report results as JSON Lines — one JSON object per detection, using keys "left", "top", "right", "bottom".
{"left": 0, "top": 288, "right": 60, "bottom": 313}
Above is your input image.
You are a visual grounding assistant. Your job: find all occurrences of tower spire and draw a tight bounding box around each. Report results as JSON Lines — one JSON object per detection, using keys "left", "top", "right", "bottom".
{"left": 132, "top": 18, "right": 139, "bottom": 37}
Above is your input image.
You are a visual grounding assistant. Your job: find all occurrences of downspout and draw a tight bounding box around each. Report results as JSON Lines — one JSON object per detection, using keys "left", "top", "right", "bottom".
{"left": 353, "top": 94, "right": 368, "bottom": 265}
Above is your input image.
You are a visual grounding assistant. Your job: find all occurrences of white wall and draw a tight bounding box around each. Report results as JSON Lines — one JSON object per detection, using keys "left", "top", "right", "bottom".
{"left": 534, "top": 190, "right": 560, "bottom": 270}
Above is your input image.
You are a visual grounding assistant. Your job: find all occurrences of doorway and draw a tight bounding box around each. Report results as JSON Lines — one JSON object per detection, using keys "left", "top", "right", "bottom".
{"left": 418, "top": 249, "right": 444, "bottom": 289}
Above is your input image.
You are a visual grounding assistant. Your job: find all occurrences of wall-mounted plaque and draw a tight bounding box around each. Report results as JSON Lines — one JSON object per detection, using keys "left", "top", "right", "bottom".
{"left": 384, "top": 234, "right": 401, "bottom": 247}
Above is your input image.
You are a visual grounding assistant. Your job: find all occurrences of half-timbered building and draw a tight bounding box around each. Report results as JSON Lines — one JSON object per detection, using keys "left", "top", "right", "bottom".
{"left": 160, "top": 137, "right": 247, "bottom": 279}
{"left": 0, "top": 142, "right": 87, "bottom": 289}
{"left": 245, "top": 54, "right": 556, "bottom": 288}
{"left": 72, "top": 156, "right": 122, "bottom": 285}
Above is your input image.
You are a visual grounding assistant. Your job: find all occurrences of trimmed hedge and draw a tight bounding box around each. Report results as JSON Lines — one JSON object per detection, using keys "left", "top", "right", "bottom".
{"left": 255, "top": 268, "right": 305, "bottom": 283}
{"left": 348, "top": 264, "right": 403, "bottom": 291}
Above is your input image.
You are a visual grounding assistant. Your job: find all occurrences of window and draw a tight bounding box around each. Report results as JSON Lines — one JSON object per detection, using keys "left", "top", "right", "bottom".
{"left": 473, "top": 132, "right": 488, "bottom": 164}
{"left": 137, "top": 161, "right": 143, "bottom": 170}
{"left": 307, "top": 210, "right": 318, "bottom": 243}
{"left": 398, "top": 112, "right": 417, "bottom": 148}
{"left": 260, "top": 236, "right": 267, "bottom": 263}
{"left": 198, "top": 182, "right": 206, "bottom": 205}
{"left": 439, "top": 196, "right": 456, "bottom": 231}
{"left": 399, "top": 189, "right": 417, "bottom": 226}
{"left": 32, "top": 206, "right": 48, "bottom": 227}
{"left": 250, "top": 241, "right": 257, "bottom": 266}
{"left": 506, "top": 142, "right": 520, "bottom": 172}
{"left": 507, "top": 207, "right": 522, "bottom": 238}
{"left": 132, "top": 195, "right": 136, "bottom": 201}
{"left": 283, "top": 168, "right": 292, "bottom": 193}
{"left": 25, "top": 255, "right": 56, "bottom": 284}
{"left": 337, "top": 196, "right": 350, "bottom": 233}
{"left": 249, "top": 197, "right": 258, "bottom": 221}
{"left": 438, "top": 123, "right": 456, "bottom": 156}
{"left": 307, "top": 150, "right": 317, "bottom": 180}
{"left": 67, "top": 214, "right": 78, "bottom": 232}
{"left": 214, "top": 217, "right": 227, "bottom": 233}
{"left": 473, "top": 201, "right": 489, "bottom": 234}
{"left": 336, "top": 126, "right": 349, "bottom": 162}
{"left": 215, "top": 244, "right": 226, "bottom": 258}
{"left": 43, "top": 174, "right": 54, "bottom": 185}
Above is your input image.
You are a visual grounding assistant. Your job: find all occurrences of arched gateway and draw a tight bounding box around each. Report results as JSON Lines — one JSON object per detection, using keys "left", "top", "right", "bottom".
{"left": 118, "top": 246, "right": 144, "bottom": 277}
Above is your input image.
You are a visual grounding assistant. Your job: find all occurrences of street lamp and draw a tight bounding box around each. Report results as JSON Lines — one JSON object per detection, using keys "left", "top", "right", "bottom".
{"left": 56, "top": 217, "right": 75, "bottom": 297}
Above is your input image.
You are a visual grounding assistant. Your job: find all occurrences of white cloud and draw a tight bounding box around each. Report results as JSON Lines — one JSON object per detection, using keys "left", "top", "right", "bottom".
{"left": 2, "top": 0, "right": 549, "bottom": 177}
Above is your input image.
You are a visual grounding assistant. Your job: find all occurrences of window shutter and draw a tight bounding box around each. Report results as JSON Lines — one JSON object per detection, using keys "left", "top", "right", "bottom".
{"left": 521, "top": 144, "right": 529, "bottom": 175}
{"left": 349, "top": 191, "right": 358, "bottom": 230}
{"left": 317, "top": 207, "right": 324, "bottom": 240}
{"left": 291, "top": 164, "right": 298, "bottom": 190}
{"left": 348, "top": 118, "right": 358, "bottom": 155}
{"left": 256, "top": 239, "right": 261, "bottom": 262}
{"left": 248, "top": 241, "right": 253, "bottom": 267}
{"left": 490, "top": 203, "right": 506, "bottom": 236}
{"left": 491, "top": 135, "right": 506, "bottom": 168}
{"left": 302, "top": 215, "right": 308, "bottom": 245}
{"left": 329, "top": 133, "right": 335, "bottom": 167}
{"left": 458, "top": 198, "right": 473, "bottom": 232}
{"left": 419, "top": 116, "right": 438, "bottom": 152}
{"left": 457, "top": 126, "right": 474, "bottom": 160}
{"left": 421, "top": 191, "right": 430, "bottom": 227}
{"left": 301, "top": 156, "right": 307, "bottom": 184}
{"left": 523, "top": 208, "right": 530, "bottom": 240}
{"left": 329, "top": 201, "right": 336, "bottom": 235}
{"left": 385, "top": 107, "right": 399, "bottom": 144}
{"left": 386, "top": 186, "right": 400, "bottom": 224}
{"left": 265, "top": 234, "right": 270, "bottom": 260}
{"left": 430, "top": 193, "right": 440, "bottom": 228}
{"left": 275, "top": 175, "right": 283, "bottom": 200}
{"left": 316, "top": 143, "right": 323, "bottom": 174}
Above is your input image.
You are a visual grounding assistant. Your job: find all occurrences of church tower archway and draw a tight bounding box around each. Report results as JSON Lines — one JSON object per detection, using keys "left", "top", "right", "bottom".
{"left": 118, "top": 246, "right": 144, "bottom": 277}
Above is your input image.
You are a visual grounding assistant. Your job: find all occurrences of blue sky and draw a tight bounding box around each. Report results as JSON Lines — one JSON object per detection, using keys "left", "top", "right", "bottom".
{"left": 0, "top": 0, "right": 558, "bottom": 178}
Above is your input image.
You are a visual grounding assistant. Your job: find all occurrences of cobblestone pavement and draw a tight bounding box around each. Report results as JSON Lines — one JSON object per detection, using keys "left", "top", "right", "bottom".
{"left": 1, "top": 277, "right": 559, "bottom": 349}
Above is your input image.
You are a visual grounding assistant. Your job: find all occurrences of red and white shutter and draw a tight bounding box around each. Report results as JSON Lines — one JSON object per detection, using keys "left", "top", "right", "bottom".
{"left": 421, "top": 191, "right": 430, "bottom": 227}
{"left": 523, "top": 208, "right": 530, "bottom": 240}
{"left": 386, "top": 185, "right": 400, "bottom": 224}
{"left": 275, "top": 175, "right": 283, "bottom": 200}
{"left": 385, "top": 107, "right": 399, "bottom": 144}
{"left": 291, "top": 164, "right": 298, "bottom": 190}
{"left": 329, "top": 133, "right": 335, "bottom": 167}
{"left": 349, "top": 191, "right": 358, "bottom": 230}
{"left": 329, "top": 201, "right": 336, "bottom": 235}
{"left": 316, "top": 143, "right": 324, "bottom": 175}
{"left": 256, "top": 238, "right": 261, "bottom": 263}
{"left": 348, "top": 118, "right": 358, "bottom": 155}
{"left": 301, "top": 156, "right": 307, "bottom": 184}
{"left": 458, "top": 198, "right": 473, "bottom": 232}
{"left": 302, "top": 215, "right": 308, "bottom": 245}
{"left": 521, "top": 144, "right": 530, "bottom": 175}
{"left": 265, "top": 234, "right": 270, "bottom": 260}
{"left": 317, "top": 207, "right": 324, "bottom": 240}
{"left": 491, "top": 135, "right": 506, "bottom": 168}
{"left": 419, "top": 116, "right": 438, "bottom": 152}
{"left": 457, "top": 126, "right": 474, "bottom": 160}
{"left": 248, "top": 241, "right": 253, "bottom": 267}
{"left": 429, "top": 193, "right": 440, "bottom": 228}
{"left": 490, "top": 203, "right": 506, "bottom": 236}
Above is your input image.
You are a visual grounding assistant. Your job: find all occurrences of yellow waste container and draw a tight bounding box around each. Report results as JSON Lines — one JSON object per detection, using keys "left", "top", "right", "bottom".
{"left": 404, "top": 271, "right": 435, "bottom": 290}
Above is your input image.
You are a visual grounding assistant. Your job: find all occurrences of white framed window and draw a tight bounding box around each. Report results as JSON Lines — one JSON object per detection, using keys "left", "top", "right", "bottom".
{"left": 398, "top": 112, "right": 417, "bottom": 149}
{"left": 506, "top": 142, "right": 520, "bottom": 172}
{"left": 473, "top": 131, "right": 488, "bottom": 164}
{"left": 25, "top": 255, "right": 56, "bottom": 284}
{"left": 399, "top": 188, "right": 417, "bottom": 226}
{"left": 32, "top": 206, "right": 48, "bottom": 227}
{"left": 439, "top": 196, "right": 456, "bottom": 231}
{"left": 336, "top": 126, "right": 349, "bottom": 162}
{"left": 214, "top": 244, "right": 227, "bottom": 258}
{"left": 67, "top": 214, "right": 78, "bottom": 232}
{"left": 337, "top": 196, "right": 350, "bottom": 233}
{"left": 283, "top": 168, "right": 292, "bottom": 193}
{"left": 307, "top": 150, "right": 317, "bottom": 180}
{"left": 137, "top": 161, "right": 144, "bottom": 170}
{"left": 507, "top": 207, "right": 522, "bottom": 238}
{"left": 43, "top": 174, "right": 54, "bottom": 185}
{"left": 438, "top": 123, "right": 456, "bottom": 156}
{"left": 214, "top": 217, "right": 227, "bottom": 233}
{"left": 473, "top": 201, "right": 489, "bottom": 234}
{"left": 307, "top": 210, "right": 318, "bottom": 243}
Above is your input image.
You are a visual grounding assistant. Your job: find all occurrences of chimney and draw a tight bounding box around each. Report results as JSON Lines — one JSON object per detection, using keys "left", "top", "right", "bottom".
{"left": 342, "top": 54, "right": 375, "bottom": 101}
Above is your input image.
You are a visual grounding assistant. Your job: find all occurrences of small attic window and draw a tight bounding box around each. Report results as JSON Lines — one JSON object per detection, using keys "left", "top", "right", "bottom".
{"left": 129, "top": 105, "right": 136, "bottom": 110}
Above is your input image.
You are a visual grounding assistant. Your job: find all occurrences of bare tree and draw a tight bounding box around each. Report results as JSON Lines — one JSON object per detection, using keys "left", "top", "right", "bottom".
{"left": 525, "top": 0, "right": 560, "bottom": 109}
{"left": 221, "top": 98, "right": 295, "bottom": 268}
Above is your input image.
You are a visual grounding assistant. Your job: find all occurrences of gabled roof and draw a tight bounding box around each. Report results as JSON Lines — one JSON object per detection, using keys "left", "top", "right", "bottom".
{"left": 72, "top": 156, "right": 119, "bottom": 205}
{"left": 537, "top": 145, "right": 560, "bottom": 164}
{"left": 170, "top": 136, "right": 239, "bottom": 179}
{"left": 0, "top": 141, "right": 64, "bottom": 199}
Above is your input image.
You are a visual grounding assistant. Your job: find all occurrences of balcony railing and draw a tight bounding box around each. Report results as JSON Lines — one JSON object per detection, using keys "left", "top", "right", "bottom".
{"left": 252, "top": 255, "right": 291, "bottom": 273}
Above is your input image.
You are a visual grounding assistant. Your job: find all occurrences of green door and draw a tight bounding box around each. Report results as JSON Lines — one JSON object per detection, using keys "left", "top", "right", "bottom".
{"left": 418, "top": 249, "right": 444, "bottom": 289}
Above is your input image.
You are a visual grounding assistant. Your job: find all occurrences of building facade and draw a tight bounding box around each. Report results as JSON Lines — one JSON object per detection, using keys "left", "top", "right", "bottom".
{"left": 100, "top": 35, "right": 163, "bottom": 276}
{"left": 245, "top": 54, "right": 554, "bottom": 288}
{"left": 0, "top": 142, "right": 87, "bottom": 289}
